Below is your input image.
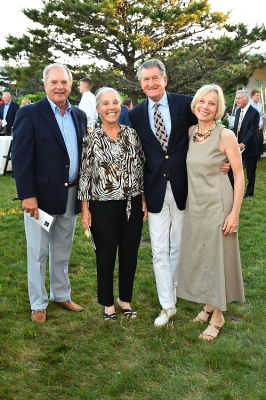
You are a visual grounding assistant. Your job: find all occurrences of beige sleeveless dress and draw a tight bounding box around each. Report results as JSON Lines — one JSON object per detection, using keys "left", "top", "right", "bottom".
{"left": 176, "top": 124, "right": 245, "bottom": 311}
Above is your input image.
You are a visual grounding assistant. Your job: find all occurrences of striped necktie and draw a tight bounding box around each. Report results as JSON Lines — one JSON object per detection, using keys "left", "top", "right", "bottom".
{"left": 153, "top": 103, "right": 168, "bottom": 152}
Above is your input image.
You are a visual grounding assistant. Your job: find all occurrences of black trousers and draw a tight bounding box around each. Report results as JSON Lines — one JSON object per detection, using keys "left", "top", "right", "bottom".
{"left": 90, "top": 196, "right": 143, "bottom": 306}
{"left": 243, "top": 156, "right": 257, "bottom": 196}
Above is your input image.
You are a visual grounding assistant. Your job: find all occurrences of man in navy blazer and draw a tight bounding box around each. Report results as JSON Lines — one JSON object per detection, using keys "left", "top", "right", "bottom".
{"left": 129, "top": 59, "right": 197, "bottom": 327}
{"left": 0, "top": 92, "right": 19, "bottom": 135}
{"left": 233, "top": 90, "right": 260, "bottom": 198}
{"left": 118, "top": 97, "right": 133, "bottom": 126}
{"left": 12, "top": 63, "right": 87, "bottom": 322}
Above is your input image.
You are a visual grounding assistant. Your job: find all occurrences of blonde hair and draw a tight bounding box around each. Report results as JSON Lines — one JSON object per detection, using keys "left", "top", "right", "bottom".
{"left": 191, "top": 84, "right": 225, "bottom": 121}
{"left": 20, "top": 98, "right": 31, "bottom": 106}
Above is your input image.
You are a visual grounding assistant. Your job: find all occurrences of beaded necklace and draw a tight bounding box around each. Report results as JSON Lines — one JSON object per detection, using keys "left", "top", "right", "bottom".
{"left": 193, "top": 122, "right": 216, "bottom": 143}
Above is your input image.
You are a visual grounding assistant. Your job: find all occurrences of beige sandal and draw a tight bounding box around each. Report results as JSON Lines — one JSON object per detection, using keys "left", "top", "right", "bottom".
{"left": 199, "top": 322, "right": 223, "bottom": 342}
{"left": 193, "top": 308, "right": 213, "bottom": 323}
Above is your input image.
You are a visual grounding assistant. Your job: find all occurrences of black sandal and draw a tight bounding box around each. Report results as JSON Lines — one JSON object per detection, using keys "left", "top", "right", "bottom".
{"left": 103, "top": 312, "right": 117, "bottom": 322}
{"left": 120, "top": 308, "right": 137, "bottom": 318}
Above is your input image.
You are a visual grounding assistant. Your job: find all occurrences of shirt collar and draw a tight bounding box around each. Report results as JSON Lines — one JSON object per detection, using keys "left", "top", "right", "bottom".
{"left": 47, "top": 96, "right": 72, "bottom": 114}
{"left": 148, "top": 92, "right": 168, "bottom": 110}
{"left": 240, "top": 103, "right": 250, "bottom": 114}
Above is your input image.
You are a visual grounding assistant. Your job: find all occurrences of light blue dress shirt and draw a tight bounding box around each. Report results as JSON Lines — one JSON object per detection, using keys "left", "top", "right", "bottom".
{"left": 148, "top": 92, "right": 171, "bottom": 137}
{"left": 250, "top": 100, "right": 263, "bottom": 126}
{"left": 3, "top": 102, "right": 11, "bottom": 119}
{"left": 47, "top": 96, "right": 78, "bottom": 182}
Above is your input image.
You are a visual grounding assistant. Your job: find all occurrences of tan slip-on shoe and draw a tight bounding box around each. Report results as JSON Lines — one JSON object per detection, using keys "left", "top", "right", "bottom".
{"left": 31, "top": 309, "right": 47, "bottom": 323}
{"left": 56, "top": 300, "right": 84, "bottom": 312}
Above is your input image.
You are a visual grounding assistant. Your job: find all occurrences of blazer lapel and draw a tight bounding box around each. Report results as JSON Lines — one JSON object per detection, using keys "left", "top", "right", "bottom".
{"left": 40, "top": 98, "right": 68, "bottom": 153}
{"left": 70, "top": 106, "right": 83, "bottom": 159}
{"left": 234, "top": 108, "right": 241, "bottom": 133}
{"left": 167, "top": 94, "right": 177, "bottom": 149}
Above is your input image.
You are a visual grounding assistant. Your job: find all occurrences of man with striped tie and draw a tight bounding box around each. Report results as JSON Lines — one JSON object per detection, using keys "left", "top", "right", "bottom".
{"left": 129, "top": 59, "right": 198, "bottom": 327}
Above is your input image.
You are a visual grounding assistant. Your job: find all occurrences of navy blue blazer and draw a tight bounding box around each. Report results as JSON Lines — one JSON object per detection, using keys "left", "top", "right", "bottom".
{"left": 129, "top": 93, "right": 197, "bottom": 212}
{"left": 118, "top": 105, "right": 131, "bottom": 126}
{"left": 12, "top": 97, "right": 87, "bottom": 215}
{"left": 233, "top": 105, "right": 259, "bottom": 158}
{"left": 0, "top": 101, "right": 19, "bottom": 134}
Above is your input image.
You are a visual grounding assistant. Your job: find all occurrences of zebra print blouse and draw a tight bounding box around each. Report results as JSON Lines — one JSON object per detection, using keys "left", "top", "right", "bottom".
{"left": 78, "top": 124, "right": 145, "bottom": 216}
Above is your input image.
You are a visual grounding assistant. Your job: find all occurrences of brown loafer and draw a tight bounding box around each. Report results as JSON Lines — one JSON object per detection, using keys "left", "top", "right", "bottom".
{"left": 56, "top": 300, "right": 84, "bottom": 312}
{"left": 31, "top": 309, "right": 47, "bottom": 323}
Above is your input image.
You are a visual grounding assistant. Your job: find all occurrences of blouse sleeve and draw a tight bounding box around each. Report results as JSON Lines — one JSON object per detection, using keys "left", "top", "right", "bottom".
{"left": 130, "top": 127, "right": 145, "bottom": 193}
{"left": 77, "top": 133, "right": 93, "bottom": 201}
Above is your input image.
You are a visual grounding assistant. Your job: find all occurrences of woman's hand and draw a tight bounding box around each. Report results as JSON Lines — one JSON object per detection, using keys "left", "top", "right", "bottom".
{"left": 222, "top": 212, "right": 239, "bottom": 235}
{"left": 142, "top": 195, "right": 148, "bottom": 221}
{"left": 81, "top": 201, "right": 92, "bottom": 230}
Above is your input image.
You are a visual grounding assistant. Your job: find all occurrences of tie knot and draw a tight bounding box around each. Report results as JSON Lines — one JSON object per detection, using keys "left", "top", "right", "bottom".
{"left": 154, "top": 103, "right": 160, "bottom": 109}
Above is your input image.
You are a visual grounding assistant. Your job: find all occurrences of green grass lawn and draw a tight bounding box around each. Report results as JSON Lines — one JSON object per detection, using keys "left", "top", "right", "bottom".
{"left": 0, "top": 160, "right": 265, "bottom": 400}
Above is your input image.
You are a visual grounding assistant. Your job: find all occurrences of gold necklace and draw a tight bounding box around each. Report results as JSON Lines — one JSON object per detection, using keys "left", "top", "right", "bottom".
{"left": 193, "top": 122, "right": 216, "bottom": 143}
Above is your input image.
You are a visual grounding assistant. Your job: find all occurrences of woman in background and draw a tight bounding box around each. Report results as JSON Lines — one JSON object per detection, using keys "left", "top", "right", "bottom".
{"left": 20, "top": 98, "right": 31, "bottom": 107}
{"left": 78, "top": 87, "right": 147, "bottom": 321}
{"left": 177, "top": 84, "right": 245, "bottom": 341}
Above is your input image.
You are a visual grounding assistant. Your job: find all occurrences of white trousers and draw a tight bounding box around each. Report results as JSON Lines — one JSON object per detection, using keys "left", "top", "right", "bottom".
{"left": 148, "top": 182, "right": 184, "bottom": 309}
{"left": 24, "top": 187, "right": 77, "bottom": 310}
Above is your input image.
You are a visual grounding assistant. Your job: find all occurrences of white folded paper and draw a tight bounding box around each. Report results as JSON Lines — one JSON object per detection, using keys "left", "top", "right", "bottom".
{"left": 25, "top": 208, "right": 54, "bottom": 232}
{"left": 84, "top": 228, "right": 96, "bottom": 250}
{"left": 1, "top": 119, "right": 7, "bottom": 127}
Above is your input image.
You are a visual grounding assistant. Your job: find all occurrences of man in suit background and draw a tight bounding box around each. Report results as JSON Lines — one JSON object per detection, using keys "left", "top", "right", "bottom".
{"left": 12, "top": 63, "right": 87, "bottom": 322}
{"left": 250, "top": 89, "right": 264, "bottom": 158}
{"left": 233, "top": 90, "right": 260, "bottom": 198}
{"left": 0, "top": 92, "right": 19, "bottom": 135}
{"left": 129, "top": 59, "right": 197, "bottom": 327}
{"left": 118, "top": 97, "right": 133, "bottom": 126}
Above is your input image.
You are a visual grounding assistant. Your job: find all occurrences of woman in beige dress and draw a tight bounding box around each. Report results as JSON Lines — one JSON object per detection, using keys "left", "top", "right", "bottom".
{"left": 177, "top": 84, "right": 245, "bottom": 341}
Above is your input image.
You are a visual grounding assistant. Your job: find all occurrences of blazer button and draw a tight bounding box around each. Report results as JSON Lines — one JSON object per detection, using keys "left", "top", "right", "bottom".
{"left": 165, "top": 155, "right": 169, "bottom": 159}
{"left": 163, "top": 173, "right": 167, "bottom": 177}
{"left": 65, "top": 165, "right": 69, "bottom": 168}
{"left": 64, "top": 183, "right": 68, "bottom": 187}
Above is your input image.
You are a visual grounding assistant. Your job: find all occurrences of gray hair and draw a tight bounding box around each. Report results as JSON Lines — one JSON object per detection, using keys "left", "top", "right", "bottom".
{"left": 137, "top": 59, "right": 167, "bottom": 81}
{"left": 95, "top": 87, "right": 121, "bottom": 106}
{"left": 43, "top": 63, "right": 73, "bottom": 85}
{"left": 236, "top": 90, "right": 250, "bottom": 100}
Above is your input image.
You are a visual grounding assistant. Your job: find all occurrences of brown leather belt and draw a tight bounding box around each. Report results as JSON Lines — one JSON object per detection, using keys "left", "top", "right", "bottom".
{"left": 66, "top": 181, "right": 77, "bottom": 188}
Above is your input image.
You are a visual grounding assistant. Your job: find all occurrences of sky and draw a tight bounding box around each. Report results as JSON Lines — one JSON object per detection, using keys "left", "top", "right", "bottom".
{"left": 0, "top": 0, "right": 265, "bottom": 66}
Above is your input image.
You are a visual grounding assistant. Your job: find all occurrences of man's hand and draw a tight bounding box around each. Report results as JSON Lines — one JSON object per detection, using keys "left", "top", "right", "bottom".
{"left": 220, "top": 160, "right": 231, "bottom": 174}
{"left": 22, "top": 197, "right": 39, "bottom": 219}
{"left": 142, "top": 195, "right": 148, "bottom": 221}
{"left": 239, "top": 143, "right": 245, "bottom": 151}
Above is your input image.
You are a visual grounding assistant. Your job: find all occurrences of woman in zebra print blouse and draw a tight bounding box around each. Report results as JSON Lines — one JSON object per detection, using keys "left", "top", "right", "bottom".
{"left": 78, "top": 87, "right": 147, "bottom": 321}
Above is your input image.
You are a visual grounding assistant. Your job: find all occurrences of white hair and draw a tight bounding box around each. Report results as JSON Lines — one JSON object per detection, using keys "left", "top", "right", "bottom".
{"left": 95, "top": 87, "right": 121, "bottom": 106}
{"left": 43, "top": 63, "right": 73, "bottom": 85}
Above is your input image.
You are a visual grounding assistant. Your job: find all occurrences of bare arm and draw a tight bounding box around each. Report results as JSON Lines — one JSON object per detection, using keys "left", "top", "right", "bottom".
{"left": 220, "top": 129, "right": 244, "bottom": 235}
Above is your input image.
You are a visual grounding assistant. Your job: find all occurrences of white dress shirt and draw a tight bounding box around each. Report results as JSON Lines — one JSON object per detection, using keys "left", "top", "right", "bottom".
{"left": 78, "top": 91, "right": 98, "bottom": 128}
